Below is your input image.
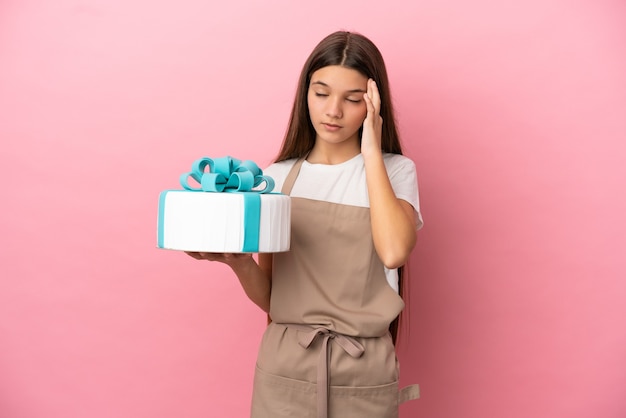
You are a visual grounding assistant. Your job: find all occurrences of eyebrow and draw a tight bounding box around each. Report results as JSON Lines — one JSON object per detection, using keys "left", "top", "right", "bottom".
{"left": 310, "top": 80, "right": 366, "bottom": 94}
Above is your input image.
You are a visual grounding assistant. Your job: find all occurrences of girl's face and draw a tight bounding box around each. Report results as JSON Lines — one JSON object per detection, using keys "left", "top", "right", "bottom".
{"left": 307, "top": 65, "right": 368, "bottom": 148}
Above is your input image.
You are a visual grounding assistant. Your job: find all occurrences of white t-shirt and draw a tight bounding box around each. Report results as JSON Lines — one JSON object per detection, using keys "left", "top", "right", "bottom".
{"left": 264, "top": 153, "right": 423, "bottom": 292}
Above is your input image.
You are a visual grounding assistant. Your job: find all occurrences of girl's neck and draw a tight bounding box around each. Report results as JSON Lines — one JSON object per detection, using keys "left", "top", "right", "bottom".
{"left": 307, "top": 139, "right": 360, "bottom": 165}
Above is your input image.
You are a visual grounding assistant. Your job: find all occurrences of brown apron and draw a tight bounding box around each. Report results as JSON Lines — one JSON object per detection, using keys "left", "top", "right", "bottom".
{"left": 251, "top": 158, "right": 419, "bottom": 418}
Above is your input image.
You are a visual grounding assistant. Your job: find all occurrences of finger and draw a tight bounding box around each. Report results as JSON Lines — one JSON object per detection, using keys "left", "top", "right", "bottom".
{"left": 369, "top": 79, "right": 381, "bottom": 114}
{"left": 201, "top": 252, "right": 222, "bottom": 261}
{"left": 363, "top": 82, "right": 374, "bottom": 118}
{"left": 187, "top": 251, "right": 218, "bottom": 260}
{"left": 364, "top": 91, "right": 374, "bottom": 116}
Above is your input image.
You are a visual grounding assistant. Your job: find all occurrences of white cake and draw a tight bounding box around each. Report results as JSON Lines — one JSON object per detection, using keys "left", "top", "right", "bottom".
{"left": 157, "top": 190, "right": 291, "bottom": 253}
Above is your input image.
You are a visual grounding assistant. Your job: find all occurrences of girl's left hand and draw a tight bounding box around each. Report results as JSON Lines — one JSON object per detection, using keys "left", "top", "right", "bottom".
{"left": 361, "top": 79, "right": 383, "bottom": 156}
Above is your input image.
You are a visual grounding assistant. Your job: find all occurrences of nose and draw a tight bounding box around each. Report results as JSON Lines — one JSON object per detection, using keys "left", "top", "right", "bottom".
{"left": 325, "top": 96, "right": 342, "bottom": 119}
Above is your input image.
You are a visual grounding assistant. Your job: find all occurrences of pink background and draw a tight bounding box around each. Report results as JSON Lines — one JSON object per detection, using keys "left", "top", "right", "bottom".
{"left": 1, "top": 1, "right": 625, "bottom": 417}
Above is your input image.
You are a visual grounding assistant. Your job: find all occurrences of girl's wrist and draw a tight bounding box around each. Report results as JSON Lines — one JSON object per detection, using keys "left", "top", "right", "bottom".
{"left": 226, "top": 254, "right": 256, "bottom": 271}
{"left": 361, "top": 146, "right": 383, "bottom": 162}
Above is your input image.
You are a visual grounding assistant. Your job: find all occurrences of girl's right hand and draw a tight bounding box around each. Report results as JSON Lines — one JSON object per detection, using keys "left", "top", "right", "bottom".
{"left": 185, "top": 251, "right": 253, "bottom": 267}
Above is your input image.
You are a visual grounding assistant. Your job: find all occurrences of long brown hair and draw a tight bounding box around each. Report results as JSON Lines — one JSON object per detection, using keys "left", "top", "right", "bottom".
{"left": 276, "top": 31, "right": 408, "bottom": 344}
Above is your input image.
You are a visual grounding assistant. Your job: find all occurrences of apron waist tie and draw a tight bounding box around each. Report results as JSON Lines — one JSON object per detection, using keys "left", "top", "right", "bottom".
{"left": 282, "top": 324, "right": 365, "bottom": 418}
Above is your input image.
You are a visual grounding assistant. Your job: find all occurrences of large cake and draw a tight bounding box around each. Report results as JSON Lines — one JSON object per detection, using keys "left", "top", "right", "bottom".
{"left": 157, "top": 157, "right": 290, "bottom": 253}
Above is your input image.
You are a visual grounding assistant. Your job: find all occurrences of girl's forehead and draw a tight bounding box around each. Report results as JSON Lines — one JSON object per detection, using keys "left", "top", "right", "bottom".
{"left": 310, "top": 65, "right": 368, "bottom": 89}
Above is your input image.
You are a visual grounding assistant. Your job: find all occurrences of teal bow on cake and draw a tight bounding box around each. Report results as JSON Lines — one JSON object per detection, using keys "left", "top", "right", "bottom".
{"left": 172, "top": 156, "right": 276, "bottom": 252}
{"left": 179, "top": 156, "right": 275, "bottom": 194}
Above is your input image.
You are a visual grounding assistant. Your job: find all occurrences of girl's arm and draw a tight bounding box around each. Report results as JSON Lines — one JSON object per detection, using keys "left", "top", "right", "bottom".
{"left": 185, "top": 252, "right": 273, "bottom": 313}
{"left": 361, "top": 79, "right": 417, "bottom": 269}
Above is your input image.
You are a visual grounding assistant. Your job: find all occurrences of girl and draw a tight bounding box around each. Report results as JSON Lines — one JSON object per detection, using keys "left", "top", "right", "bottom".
{"left": 187, "top": 31, "right": 423, "bottom": 418}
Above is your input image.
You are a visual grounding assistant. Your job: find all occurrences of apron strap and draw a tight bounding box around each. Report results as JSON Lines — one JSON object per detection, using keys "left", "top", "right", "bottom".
{"left": 281, "top": 157, "right": 307, "bottom": 195}
{"left": 399, "top": 384, "right": 420, "bottom": 403}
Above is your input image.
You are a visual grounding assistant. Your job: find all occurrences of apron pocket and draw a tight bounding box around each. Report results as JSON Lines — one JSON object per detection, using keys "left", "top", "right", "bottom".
{"left": 251, "top": 364, "right": 317, "bottom": 418}
{"left": 329, "top": 380, "right": 399, "bottom": 418}
{"left": 252, "top": 364, "right": 400, "bottom": 418}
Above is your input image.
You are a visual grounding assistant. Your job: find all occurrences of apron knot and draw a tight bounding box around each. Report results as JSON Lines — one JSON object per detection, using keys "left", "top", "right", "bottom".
{"left": 296, "top": 326, "right": 365, "bottom": 357}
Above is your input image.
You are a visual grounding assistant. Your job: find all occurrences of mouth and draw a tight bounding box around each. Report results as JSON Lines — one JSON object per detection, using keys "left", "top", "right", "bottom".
{"left": 322, "top": 123, "right": 342, "bottom": 130}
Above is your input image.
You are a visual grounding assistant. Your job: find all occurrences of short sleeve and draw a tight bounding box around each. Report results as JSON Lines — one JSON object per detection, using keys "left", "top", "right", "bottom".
{"left": 263, "top": 160, "right": 296, "bottom": 194}
{"left": 384, "top": 154, "right": 424, "bottom": 230}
